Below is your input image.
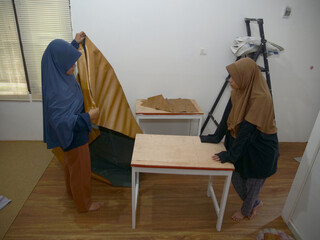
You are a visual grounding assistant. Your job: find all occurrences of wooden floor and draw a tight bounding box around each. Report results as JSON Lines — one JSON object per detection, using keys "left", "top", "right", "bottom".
{"left": 4, "top": 143, "right": 306, "bottom": 240}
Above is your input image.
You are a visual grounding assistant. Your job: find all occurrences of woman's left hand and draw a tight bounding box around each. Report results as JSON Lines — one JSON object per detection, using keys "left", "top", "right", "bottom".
{"left": 75, "top": 31, "right": 86, "bottom": 43}
{"left": 212, "top": 154, "right": 221, "bottom": 162}
{"left": 88, "top": 107, "right": 100, "bottom": 121}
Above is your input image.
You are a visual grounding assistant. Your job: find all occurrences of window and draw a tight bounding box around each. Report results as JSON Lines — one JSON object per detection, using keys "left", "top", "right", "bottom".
{"left": 0, "top": 0, "right": 73, "bottom": 101}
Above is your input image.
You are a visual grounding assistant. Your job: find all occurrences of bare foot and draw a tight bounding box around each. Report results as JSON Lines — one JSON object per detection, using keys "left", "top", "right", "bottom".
{"left": 249, "top": 201, "right": 263, "bottom": 220}
{"left": 232, "top": 209, "right": 245, "bottom": 222}
{"left": 88, "top": 202, "right": 104, "bottom": 211}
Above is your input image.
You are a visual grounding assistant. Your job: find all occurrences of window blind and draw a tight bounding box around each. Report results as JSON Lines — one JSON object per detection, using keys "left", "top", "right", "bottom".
{"left": 0, "top": 0, "right": 28, "bottom": 100}
{"left": 0, "top": 0, "right": 73, "bottom": 101}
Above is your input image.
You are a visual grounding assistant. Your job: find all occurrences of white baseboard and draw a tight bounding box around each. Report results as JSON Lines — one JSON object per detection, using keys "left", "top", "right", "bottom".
{"left": 287, "top": 220, "right": 303, "bottom": 240}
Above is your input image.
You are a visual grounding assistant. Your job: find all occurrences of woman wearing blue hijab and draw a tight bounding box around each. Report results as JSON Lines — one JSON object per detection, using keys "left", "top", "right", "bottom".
{"left": 41, "top": 32, "right": 104, "bottom": 212}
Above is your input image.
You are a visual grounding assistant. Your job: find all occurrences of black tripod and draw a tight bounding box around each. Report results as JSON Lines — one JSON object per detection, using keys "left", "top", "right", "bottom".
{"left": 200, "top": 18, "right": 272, "bottom": 135}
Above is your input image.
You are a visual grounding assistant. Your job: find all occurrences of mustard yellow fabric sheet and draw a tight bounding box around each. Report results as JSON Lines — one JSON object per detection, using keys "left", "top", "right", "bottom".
{"left": 77, "top": 37, "right": 142, "bottom": 139}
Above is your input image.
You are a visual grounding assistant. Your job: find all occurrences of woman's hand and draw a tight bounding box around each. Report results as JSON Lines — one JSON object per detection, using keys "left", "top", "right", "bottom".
{"left": 212, "top": 154, "right": 221, "bottom": 162}
{"left": 75, "top": 31, "right": 86, "bottom": 43}
{"left": 88, "top": 108, "right": 99, "bottom": 121}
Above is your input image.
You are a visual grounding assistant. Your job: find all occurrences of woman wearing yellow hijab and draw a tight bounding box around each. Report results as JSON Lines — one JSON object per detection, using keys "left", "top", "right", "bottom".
{"left": 201, "top": 58, "right": 279, "bottom": 222}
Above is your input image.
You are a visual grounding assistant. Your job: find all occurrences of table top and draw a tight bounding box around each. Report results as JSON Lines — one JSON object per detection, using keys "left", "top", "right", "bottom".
{"left": 136, "top": 99, "right": 204, "bottom": 115}
{"left": 131, "top": 134, "right": 234, "bottom": 171}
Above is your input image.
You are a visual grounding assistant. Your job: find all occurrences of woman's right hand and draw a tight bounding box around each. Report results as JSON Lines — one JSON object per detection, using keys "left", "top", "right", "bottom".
{"left": 88, "top": 107, "right": 99, "bottom": 121}
{"left": 212, "top": 154, "right": 221, "bottom": 162}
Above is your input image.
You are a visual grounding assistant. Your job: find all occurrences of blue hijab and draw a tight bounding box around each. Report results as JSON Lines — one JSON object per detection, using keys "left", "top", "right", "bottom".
{"left": 41, "top": 39, "right": 83, "bottom": 149}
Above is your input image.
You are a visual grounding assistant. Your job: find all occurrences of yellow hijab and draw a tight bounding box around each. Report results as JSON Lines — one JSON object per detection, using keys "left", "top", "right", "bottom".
{"left": 226, "top": 58, "right": 277, "bottom": 138}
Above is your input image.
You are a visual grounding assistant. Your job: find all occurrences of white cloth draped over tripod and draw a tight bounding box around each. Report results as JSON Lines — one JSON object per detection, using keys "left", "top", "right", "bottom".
{"left": 231, "top": 36, "right": 284, "bottom": 57}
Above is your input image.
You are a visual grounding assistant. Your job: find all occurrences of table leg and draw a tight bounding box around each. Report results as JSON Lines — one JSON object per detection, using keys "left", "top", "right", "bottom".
{"left": 207, "top": 176, "right": 213, "bottom": 197}
{"left": 197, "top": 117, "right": 202, "bottom": 136}
{"left": 188, "top": 119, "right": 192, "bottom": 135}
{"left": 132, "top": 168, "right": 140, "bottom": 229}
{"left": 216, "top": 173, "right": 232, "bottom": 231}
{"left": 136, "top": 116, "right": 142, "bottom": 132}
{"left": 207, "top": 176, "right": 220, "bottom": 216}
{"left": 136, "top": 116, "right": 146, "bottom": 134}
{"left": 135, "top": 171, "right": 139, "bottom": 210}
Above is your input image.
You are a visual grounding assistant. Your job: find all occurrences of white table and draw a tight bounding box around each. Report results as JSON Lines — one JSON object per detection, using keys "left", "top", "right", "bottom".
{"left": 135, "top": 99, "right": 204, "bottom": 136}
{"left": 131, "top": 134, "right": 235, "bottom": 231}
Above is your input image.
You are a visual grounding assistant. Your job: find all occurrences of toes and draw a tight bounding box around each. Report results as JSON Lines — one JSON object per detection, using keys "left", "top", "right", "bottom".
{"left": 232, "top": 216, "right": 241, "bottom": 222}
{"left": 89, "top": 202, "right": 104, "bottom": 211}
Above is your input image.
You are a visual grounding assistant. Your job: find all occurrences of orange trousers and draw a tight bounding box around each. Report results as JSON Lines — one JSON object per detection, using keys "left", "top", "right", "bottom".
{"left": 63, "top": 143, "right": 91, "bottom": 212}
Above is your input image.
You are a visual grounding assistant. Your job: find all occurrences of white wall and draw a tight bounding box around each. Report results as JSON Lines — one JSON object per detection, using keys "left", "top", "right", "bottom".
{"left": 1, "top": 0, "right": 320, "bottom": 141}
{"left": 0, "top": 101, "right": 42, "bottom": 140}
